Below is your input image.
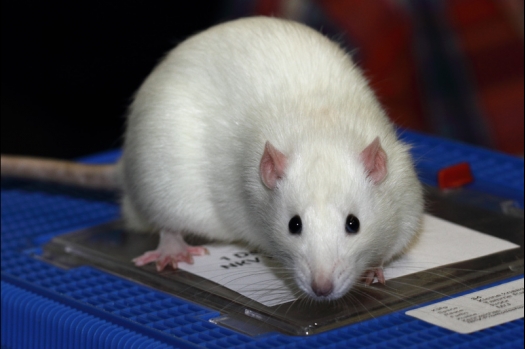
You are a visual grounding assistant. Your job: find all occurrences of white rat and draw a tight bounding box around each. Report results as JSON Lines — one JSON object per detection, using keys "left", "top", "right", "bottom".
{"left": 1, "top": 17, "right": 423, "bottom": 300}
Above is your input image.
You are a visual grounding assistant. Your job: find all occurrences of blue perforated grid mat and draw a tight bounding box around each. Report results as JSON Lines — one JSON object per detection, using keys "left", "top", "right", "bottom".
{"left": 2, "top": 130, "right": 524, "bottom": 348}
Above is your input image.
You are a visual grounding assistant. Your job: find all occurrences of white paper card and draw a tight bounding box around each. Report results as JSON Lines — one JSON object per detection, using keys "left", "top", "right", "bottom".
{"left": 383, "top": 215, "right": 520, "bottom": 280}
{"left": 406, "top": 279, "right": 524, "bottom": 333}
{"left": 179, "top": 245, "right": 297, "bottom": 306}
{"left": 179, "top": 214, "right": 520, "bottom": 307}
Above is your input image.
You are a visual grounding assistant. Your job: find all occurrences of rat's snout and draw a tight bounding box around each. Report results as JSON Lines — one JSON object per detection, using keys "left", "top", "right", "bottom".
{"left": 311, "top": 276, "right": 334, "bottom": 297}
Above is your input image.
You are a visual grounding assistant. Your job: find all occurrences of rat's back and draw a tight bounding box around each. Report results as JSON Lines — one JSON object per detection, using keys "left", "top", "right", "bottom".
{"left": 119, "top": 17, "right": 419, "bottom": 252}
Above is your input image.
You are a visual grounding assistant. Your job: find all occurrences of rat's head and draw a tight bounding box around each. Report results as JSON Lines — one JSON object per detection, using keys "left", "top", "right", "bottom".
{"left": 259, "top": 137, "right": 395, "bottom": 301}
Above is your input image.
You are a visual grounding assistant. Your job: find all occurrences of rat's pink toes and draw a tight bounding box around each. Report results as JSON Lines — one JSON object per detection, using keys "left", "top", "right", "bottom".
{"left": 155, "top": 255, "right": 175, "bottom": 271}
{"left": 187, "top": 246, "right": 209, "bottom": 256}
{"left": 132, "top": 251, "right": 161, "bottom": 266}
{"left": 375, "top": 268, "right": 385, "bottom": 284}
{"left": 154, "top": 252, "right": 196, "bottom": 271}
{"left": 133, "top": 245, "right": 207, "bottom": 271}
{"left": 178, "top": 252, "right": 194, "bottom": 264}
{"left": 364, "top": 267, "right": 385, "bottom": 285}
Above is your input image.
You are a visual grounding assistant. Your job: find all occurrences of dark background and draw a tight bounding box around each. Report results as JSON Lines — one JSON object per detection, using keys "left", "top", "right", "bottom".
{"left": 2, "top": 1, "right": 227, "bottom": 159}
{"left": 2, "top": 1, "right": 523, "bottom": 159}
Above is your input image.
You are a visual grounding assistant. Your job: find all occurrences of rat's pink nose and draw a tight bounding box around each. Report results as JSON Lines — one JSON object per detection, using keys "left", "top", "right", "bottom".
{"left": 311, "top": 279, "right": 334, "bottom": 297}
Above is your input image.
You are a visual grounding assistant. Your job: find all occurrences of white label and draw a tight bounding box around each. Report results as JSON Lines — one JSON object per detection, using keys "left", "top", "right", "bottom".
{"left": 406, "top": 279, "right": 524, "bottom": 334}
{"left": 179, "top": 245, "right": 297, "bottom": 307}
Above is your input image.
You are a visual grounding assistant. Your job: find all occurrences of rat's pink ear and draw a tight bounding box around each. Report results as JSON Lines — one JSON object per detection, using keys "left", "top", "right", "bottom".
{"left": 260, "top": 141, "right": 287, "bottom": 189}
{"left": 360, "top": 137, "right": 388, "bottom": 184}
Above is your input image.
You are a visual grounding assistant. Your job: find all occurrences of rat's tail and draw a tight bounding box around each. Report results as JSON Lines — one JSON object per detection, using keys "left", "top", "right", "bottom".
{"left": 1, "top": 155, "right": 118, "bottom": 191}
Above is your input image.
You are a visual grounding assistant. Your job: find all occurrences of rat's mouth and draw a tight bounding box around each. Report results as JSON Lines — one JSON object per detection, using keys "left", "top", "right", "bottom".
{"left": 292, "top": 258, "right": 363, "bottom": 301}
{"left": 295, "top": 273, "right": 355, "bottom": 301}
{"left": 302, "top": 287, "right": 349, "bottom": 302}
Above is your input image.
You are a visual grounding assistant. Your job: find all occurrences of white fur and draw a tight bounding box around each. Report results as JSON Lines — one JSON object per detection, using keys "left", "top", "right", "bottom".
{"left": 119, "top": 17, "right": 423, "bottom": 300}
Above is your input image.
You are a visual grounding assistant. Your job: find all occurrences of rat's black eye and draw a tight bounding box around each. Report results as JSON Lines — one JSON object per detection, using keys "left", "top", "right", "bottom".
{"left": 345, "top": 214, "right": 360, "bottom": 234}
{"left": 288, "top": 215, "right": 302, "bottom": 235}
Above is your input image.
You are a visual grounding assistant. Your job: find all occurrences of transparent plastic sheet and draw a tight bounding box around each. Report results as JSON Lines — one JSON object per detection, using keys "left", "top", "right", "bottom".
{"left": 39, "top": 186, "right": 524, "bottom": 336}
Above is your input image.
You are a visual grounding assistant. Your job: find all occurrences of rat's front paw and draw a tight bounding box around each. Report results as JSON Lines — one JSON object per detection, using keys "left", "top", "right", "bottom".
{"left": 132, "top": 246, "right": 208, "bottom": 271}
{"left": 132, "top": 229, "right": 208, "bottom": 271}
{"left": 363, "top": 267, "right": 385, "bottom": 285}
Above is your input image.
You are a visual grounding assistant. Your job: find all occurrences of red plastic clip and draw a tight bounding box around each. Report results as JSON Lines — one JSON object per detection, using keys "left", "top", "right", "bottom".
{"left": 437, "top": 162, "right": 474, "bottom": 189}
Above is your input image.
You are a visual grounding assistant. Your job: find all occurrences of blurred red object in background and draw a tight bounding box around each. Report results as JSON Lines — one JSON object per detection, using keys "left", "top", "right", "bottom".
{"left": 250, "top": 0, "right": 524, "bottom": 155}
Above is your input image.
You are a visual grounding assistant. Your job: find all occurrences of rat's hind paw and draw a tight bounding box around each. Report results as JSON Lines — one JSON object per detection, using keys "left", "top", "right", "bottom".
{"left": 363, "top": 267, "right": 385, "bottom": 285}
{"left": 131, "top": 229, "right": 208, "bottom": 271}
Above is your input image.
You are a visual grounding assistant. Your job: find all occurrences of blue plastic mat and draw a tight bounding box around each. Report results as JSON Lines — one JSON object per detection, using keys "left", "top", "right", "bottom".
{"left": 399, "top": 131, "right": 524, "bottom": 208}
{"left": 2, "top": 130, "right": 524, "bottom": 348}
